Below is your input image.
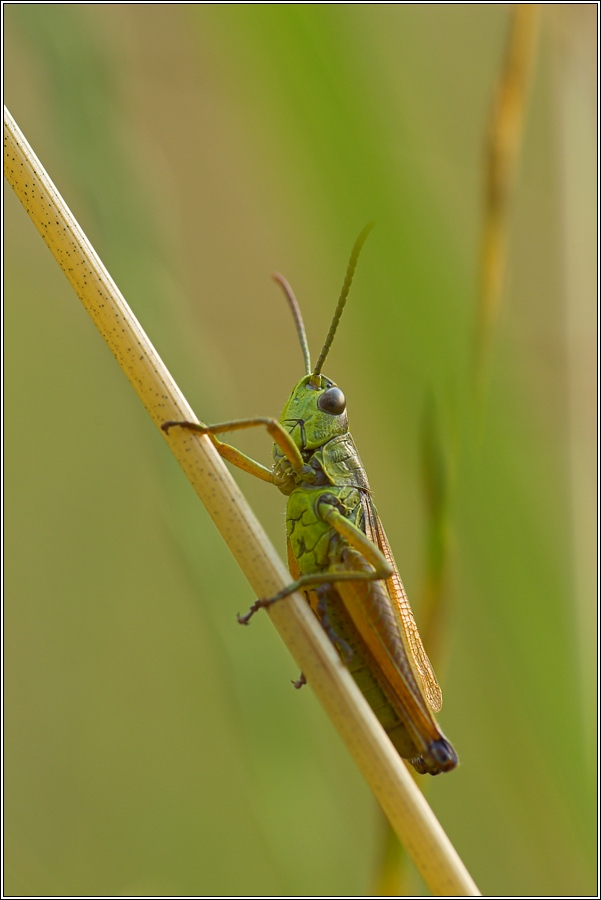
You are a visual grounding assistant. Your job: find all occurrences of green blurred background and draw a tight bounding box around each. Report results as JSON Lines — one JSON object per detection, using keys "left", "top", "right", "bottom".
{"left": 5, "top": 5, "right": 596, "bottom": 896}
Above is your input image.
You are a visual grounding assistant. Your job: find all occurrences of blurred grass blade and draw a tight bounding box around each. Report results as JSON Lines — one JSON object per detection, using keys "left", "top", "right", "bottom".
{"left": 4, "top": 105, "right": 480, "bottom": 897}
{"left": 475, "top": 5, "right": 539, "bottom": 400}
{"left": 373, "top": 8, "right": 539, "bottom": 888}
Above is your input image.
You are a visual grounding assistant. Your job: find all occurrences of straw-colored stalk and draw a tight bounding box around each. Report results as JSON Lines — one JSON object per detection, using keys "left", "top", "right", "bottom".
{"left": 4, "top": 105, "right": 479, "bottom": 897}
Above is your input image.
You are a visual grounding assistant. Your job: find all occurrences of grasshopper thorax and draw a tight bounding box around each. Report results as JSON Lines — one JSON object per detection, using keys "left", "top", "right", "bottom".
{"left": 279, "top": 373, "right": 348, "bottom": 452}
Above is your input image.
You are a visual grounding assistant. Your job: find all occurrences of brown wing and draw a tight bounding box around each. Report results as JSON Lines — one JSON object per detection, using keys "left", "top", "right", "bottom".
{"left": 333, "top": 547, "right": 450, "bottom": 768}
{"left": 362, "top": 496, "right": 443, "bottom": 713}
{"left": 287, "top": 506, "right": 455, "bottom": 772}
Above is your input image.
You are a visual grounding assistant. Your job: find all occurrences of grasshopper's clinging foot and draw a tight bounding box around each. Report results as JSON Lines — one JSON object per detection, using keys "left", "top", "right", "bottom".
{"left": 161, "top": 419, "right": 206, "bottom": 435}
{"left": 236, "top": 595, "right": 279, "bottom": 625}
{"left": 238, "top": 576, "right": 306, "bottom": 626}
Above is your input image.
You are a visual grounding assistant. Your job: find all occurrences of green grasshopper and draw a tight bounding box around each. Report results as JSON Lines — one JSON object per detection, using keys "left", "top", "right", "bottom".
{"left": 162, "top": 225, "right": 457, "bottom": 775}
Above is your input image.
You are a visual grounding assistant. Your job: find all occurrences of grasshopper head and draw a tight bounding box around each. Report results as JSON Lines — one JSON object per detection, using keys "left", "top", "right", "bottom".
{"left": 273, "top": 224, "right": 372, "bottom": 453}
{"left": 280, "top": 373, "right": 348, "bottom": 452}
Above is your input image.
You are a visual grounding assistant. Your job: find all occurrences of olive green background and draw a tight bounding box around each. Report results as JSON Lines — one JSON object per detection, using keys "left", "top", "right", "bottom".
{"left": 5, "top": 5, "right": 596, "bottom": 896}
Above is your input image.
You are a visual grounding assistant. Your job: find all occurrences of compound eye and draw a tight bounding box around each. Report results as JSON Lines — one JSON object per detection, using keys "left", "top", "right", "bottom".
{"left": 318, "top": 386, "right": 346, "bottom": 416}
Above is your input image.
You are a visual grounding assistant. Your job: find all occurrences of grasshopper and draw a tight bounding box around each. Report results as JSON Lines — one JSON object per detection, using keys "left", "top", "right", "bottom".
{"left": 162, "top": 225, "right": 457, "bottom": 775}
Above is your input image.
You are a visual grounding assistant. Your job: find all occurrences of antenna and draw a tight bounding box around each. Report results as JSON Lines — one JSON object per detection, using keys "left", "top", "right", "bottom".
{"left": 272, "top": 272, "right": 312, "bottom": 376}
{"left": 312, "top": 222, "right": 374, "bottom": 379}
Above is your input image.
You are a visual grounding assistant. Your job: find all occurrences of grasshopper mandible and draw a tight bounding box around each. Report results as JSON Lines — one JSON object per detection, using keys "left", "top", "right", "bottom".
{"left": 162, "top": 225, "right": 457, "bottom": 775}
